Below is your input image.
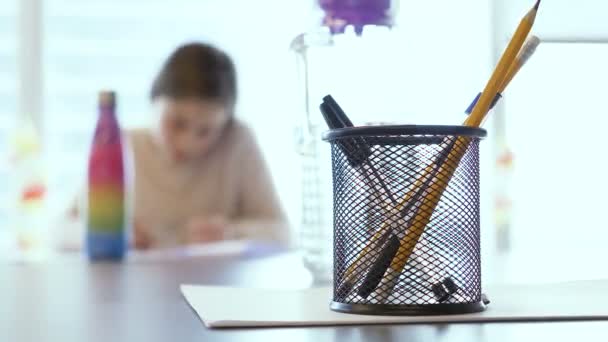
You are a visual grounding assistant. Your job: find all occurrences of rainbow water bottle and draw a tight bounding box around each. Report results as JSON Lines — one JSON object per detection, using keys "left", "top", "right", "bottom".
{"left": 86, "top": 91, "right": 126, "bottom": 260}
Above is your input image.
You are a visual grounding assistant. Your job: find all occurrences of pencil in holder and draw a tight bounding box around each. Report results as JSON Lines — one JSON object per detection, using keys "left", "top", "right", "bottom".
{"left": 323, "top": 125, "right": 489, "bottom": 315}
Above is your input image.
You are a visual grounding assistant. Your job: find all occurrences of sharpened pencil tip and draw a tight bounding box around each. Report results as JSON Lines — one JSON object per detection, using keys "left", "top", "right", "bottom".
{"left": 534, "top": 0, "right": 541, "bottom": 10}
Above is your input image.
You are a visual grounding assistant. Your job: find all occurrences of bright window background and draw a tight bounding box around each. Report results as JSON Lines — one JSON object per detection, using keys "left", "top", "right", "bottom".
{"left": 497, "top": 43, "right": 608, "bottom": 283}
{"left": 40, "top": 0, "right": 493, "bottom": 233}
{"left": 4, "top": 0, "right": 494, "bottom": 267}
{"left": 13, "top": 0, "right": 604, "bottom": 288}
{"left": 42, "top": 0, "right": 315, "bottom": 219}
{"left": 490, "top": 0, "right": 608, "bottom": 283}
{"left": 0, "top": 2, "right": 17, "bottom": 246}
{"left": 498, "top": 0, "right": 608, "bottom": 39}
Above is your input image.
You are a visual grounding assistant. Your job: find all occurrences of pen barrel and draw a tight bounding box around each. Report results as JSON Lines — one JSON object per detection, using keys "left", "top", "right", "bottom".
{"left": 324, "top": 125, "right": 487, "bottom": 316}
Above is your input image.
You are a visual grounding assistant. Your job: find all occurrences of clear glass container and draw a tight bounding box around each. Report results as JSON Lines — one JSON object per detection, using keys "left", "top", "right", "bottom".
{"left": 291, "top": 0, "right": 404, "bottom": 284}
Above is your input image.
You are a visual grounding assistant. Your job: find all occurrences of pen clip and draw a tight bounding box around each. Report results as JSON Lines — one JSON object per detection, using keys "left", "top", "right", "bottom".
{"left": 465, "top": 92, "right": 503, "bottom": 115}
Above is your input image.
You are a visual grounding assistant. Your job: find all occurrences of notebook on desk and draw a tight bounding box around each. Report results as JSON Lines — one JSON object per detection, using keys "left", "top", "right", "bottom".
{"left": 181, "top": 280, "right": 608, "bottom": 328}
{"left": 129, "top": 240, "right": 285, "bottom": 262}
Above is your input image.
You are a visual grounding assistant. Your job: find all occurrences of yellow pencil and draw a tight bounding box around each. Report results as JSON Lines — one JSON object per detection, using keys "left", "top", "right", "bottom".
{"left": 464, "top": 35, "right": 541, "bottom": 126}
{"left": 374, "top": 0, "right": 541, "bottom": 298}
{"left": 337, "top": 4, "right": 541, "bottom": 298}
{"left": 499, "top": 35, "right": 541, "bottom": 93}
{"left": 337, "top": 163, "right": 438, "bottom": 296}
{"left": 338, "top": 37, "right": 542, "bottom": 298}
{"left": 466, "top": 1, "right": 540, "bottom": 127}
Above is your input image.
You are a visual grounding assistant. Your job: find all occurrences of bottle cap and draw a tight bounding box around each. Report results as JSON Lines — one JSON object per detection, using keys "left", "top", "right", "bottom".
{"left": 98, "top": 90, "right": 116, "bottom": 108}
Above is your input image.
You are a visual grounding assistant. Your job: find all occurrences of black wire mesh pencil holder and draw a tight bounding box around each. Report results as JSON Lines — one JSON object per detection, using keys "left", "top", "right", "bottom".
{"left": 323, "top": 125, "right": 489, "bottom": 315}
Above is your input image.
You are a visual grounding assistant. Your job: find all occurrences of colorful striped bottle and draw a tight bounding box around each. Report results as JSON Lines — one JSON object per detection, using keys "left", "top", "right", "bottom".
{"left": 86, "top": 91, "right": 126, "bottom": 260}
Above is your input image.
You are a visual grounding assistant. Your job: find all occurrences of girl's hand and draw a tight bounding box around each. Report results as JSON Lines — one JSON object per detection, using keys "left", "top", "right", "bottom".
{"left": 185, "top": 216, "right": 226, "bottom": 244}
{"left": 133, "top": 219, "right": 154, "bottom": 250}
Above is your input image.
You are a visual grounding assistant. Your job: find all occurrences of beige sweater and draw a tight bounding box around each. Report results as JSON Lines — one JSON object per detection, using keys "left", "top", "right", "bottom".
{"left": 128, "top": 120, "right": 289, "bottom": 248}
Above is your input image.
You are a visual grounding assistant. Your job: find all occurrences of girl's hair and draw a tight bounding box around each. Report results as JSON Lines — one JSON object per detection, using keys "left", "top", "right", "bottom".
{"left": 150, "top": 42, "right": 237, "bottom": 109}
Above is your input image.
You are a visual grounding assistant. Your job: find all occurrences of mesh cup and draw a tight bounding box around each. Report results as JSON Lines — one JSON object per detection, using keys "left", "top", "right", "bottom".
{"left": 323, "top": 125, "right": 488, "bottom": 315}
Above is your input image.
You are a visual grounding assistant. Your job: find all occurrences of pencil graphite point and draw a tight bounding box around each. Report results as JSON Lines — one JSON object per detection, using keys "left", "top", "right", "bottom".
{"left": 534, "top": 0, "right": 541, "bottom": 10}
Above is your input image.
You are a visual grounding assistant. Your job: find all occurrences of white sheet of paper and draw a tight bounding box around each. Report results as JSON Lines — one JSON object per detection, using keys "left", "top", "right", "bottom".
{"left": 181, "top": 280, "right": 608, "bottom": 328}
{"left": 128, "top": 240, "right": 248, "bottom": 262}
